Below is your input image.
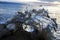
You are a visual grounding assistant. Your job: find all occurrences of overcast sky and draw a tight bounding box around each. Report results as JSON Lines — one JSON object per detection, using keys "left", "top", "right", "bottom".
{"left": 39, "top": 0, "right": 60, "bottom": 2}
{"left": 0, "top": 0, "right": 60, "bottom": 2}
{"left": 0, "top": 0, "right": 39, "bottom": 2}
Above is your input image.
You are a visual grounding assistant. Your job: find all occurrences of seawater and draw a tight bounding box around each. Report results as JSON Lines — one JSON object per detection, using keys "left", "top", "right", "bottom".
{"left": 0, "top": 2, "right": 25, "bottom": 23}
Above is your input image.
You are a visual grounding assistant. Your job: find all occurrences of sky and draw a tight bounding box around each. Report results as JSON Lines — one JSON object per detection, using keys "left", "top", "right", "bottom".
{"left": 0, "top": 0, "right": 60, "bottom": 3}
{"left": 0, "top": 0, "right": 39, "bottom": 2}
{"left": 0, "top": 0, "right": 60, "bottom": 5}
{"left": 40, "top": 0, "right": 60, "bottom": 2}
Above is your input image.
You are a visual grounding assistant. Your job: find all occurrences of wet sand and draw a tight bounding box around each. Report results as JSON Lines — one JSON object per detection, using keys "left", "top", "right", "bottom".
{"left": 0, "top": 30, "right": 32, "bottom": 40}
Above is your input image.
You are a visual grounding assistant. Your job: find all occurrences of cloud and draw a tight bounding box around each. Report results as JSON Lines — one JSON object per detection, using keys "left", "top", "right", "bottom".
{"left": 0, "top": 0, "right": 39, "bottom": 2}
{"left": 51, "top": 1, "right": 60, "bottom": 4}
{"left": 0, "top": 0, "right": 60, "bottom": 3}
{"left": 39, "top": 0, "right": 60, "bottom": 2}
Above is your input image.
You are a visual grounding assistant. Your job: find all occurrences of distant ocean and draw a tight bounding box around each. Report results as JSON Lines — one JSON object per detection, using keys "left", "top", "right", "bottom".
{"left": 0, "top": 2, "right": 26, "bottom": 23}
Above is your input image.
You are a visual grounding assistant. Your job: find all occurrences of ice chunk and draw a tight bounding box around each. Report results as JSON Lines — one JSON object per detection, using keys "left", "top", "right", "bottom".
{"left": 23, "top": 24, "right": 34, "bottom": 32}
{"left": 7, "top": 23, "right": 16, "bottom": 31}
